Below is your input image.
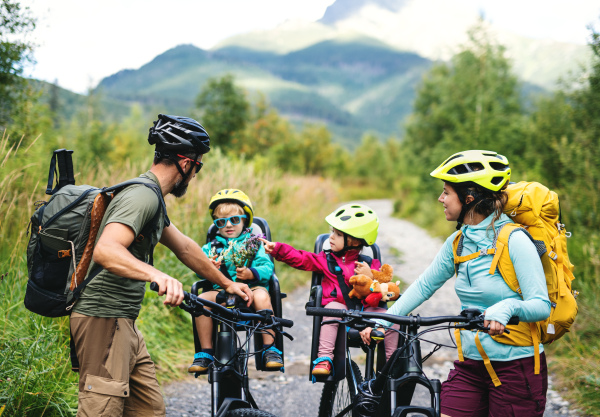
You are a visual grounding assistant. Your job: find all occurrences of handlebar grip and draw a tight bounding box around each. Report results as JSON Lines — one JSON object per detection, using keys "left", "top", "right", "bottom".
{"left": 274, "top": 317, "right": 294, "bottom": 328}
{"left": 507, "top": 316, "right": 520, "bottom": 325}
{"left": 306, "top": 307, "right": 347, "bottom": 317}
{"left": 150, "top": 282, "right": 159, "bottom": 292}
{"left": 371, "top": 329, "right": 385, "bottom": 341}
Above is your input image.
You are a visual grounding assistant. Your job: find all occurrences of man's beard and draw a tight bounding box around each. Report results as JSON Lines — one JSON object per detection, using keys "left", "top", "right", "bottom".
{"left": 170, "top": 180, "right": 189, "bottom": 198}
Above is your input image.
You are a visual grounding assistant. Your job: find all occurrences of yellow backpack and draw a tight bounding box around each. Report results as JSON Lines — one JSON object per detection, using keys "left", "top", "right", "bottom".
{"left": 452, "top": 181, "right": 578, "bottom": 385}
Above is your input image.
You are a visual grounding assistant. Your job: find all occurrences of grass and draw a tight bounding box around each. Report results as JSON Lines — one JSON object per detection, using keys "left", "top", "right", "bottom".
{"left": 0, "top": 138, "right": 343, "bottom": 415}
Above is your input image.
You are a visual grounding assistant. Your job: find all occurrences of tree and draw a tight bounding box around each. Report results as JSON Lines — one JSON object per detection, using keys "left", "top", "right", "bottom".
{"left": 399, "top": 23, "right": 526, "bottom": 199}
{"left": 0, "top": 0, "right": 36, "bottom": 125}
{"left": 195, "top": 74, "right": 249, "bottom": 150}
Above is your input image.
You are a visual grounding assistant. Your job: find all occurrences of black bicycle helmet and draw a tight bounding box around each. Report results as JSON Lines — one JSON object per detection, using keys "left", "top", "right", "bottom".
{"left": 148, "top": 114, "right": 210, "bottom": 155}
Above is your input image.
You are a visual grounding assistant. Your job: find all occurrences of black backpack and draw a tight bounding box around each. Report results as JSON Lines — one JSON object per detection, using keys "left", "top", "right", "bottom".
{"left": 25, "top": 149, "right": 167, "bottom": 318}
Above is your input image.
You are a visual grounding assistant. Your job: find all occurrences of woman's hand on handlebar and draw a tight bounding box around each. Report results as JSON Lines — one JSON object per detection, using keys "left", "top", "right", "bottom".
{"left": 223, "top": 280, "right": 254, "bottom": 307}
{"left": 258, "top": 238, "right": 276, "bottom": 254}
{"left": 151, "top": 274, "right": 184, "bottom": 307}
{"left": 484, "top": 319, "right": 505, "bottom": 336}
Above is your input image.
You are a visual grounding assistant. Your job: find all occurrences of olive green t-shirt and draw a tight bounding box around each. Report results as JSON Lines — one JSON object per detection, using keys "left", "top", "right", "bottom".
{"left": 73, "top": 172, "right": 165, "bottom": 319}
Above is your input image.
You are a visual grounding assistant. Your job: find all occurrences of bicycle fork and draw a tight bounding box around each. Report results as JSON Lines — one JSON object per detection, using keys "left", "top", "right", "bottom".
{"left": 388, "top": 331, "right": 441, "bottom": 417}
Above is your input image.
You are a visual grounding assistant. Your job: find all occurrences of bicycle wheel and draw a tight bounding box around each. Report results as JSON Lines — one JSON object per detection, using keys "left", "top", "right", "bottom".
{"left": 225, "top": 408, "right": 277, "bottom": 417}
{"left": 318, "top": 359, "right": 363, "bottom": 417}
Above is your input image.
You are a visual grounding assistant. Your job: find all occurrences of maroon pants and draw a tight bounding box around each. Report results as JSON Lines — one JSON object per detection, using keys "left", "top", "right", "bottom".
{"left": 440, "top": 353, "right": 547, "bottom": 417}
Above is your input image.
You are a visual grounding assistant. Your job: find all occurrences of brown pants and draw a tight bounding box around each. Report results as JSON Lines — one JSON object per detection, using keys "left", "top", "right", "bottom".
{"left": 70, "top": 312, "right": 165, "bottom": 417}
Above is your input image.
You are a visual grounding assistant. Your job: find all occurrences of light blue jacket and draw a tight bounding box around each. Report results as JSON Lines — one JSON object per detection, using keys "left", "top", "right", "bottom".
{"left": 377, "top": 213, "right": 551, "bottom": 361}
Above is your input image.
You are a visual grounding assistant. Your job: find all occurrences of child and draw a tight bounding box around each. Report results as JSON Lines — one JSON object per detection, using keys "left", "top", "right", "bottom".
{"left": 188, "top": 189, "right": 283, "bottom": 373}
{"left": 260, "top": 203, "right": 399, "bottom": 376}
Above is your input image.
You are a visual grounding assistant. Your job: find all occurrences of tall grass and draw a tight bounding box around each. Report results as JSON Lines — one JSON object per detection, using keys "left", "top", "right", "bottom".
{"left": 0, "top": 137, "right": 342, "bottom": 415}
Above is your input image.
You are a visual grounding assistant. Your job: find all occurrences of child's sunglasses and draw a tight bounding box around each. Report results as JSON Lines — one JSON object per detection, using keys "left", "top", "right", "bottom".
{"left": 213, "top": 215, "right": 247, "bottom": 228}
{"left": 177, "top": 154, "right": 203, "bottom": 173}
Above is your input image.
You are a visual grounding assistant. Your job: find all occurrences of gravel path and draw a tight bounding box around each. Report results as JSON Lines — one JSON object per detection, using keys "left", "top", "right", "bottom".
{"left": 163, "top": 199, "right": 578, "bottom": 416}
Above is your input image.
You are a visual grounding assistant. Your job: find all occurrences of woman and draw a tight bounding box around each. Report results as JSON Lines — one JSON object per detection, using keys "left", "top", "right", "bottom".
{"left": 361, "top": 150, "right": 551, "bottom": 417}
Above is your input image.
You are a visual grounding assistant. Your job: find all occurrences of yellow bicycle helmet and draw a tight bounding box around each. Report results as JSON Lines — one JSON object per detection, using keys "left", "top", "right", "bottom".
{"left": 209, "top": 189, "right": 254, "bottom": 224}
{"left": 325, "top": 204, "right": 379, "bottom": 246}
{"left": 430, "top": 150, "right": 511, "bottom": 192}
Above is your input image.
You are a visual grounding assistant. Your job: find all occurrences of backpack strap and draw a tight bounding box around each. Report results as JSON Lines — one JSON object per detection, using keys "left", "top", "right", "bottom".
{"left": 325, "top": 252, "right": 373, "bottom": 310}
{"left": 452, "top": 231, "right": 496, "bottom": 275}
{"left": 66, "top": 180, "right": 167, "bottom": 306}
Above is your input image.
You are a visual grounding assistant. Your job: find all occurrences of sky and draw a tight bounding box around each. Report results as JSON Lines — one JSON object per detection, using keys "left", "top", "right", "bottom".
{"left": 18, "top": 0, "right": 600, "bottom": 94}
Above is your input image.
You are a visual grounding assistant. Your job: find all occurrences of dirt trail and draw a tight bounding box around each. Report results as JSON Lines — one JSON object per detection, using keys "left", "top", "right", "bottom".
{"left": 163, "top": 199, "right": 577, "bottom": 417}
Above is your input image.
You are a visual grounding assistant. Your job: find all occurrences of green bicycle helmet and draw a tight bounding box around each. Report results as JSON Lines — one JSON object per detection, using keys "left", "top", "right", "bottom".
{"left": 430, "top": 150, "right": 511, "bottom": 192}
{"left": 209, "top": 189, "right": 254, "bottom": 225}
{"left": 325, "top": 204, "right": 379, "bottom": 246}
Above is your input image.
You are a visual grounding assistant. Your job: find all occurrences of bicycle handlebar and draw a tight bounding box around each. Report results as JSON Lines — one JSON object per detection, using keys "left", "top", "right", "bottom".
{"left": 306, "top": 306, "right": 519, "bottom": 329}
{"left": 149, "top": 282, "right": 293, "bottom": 328}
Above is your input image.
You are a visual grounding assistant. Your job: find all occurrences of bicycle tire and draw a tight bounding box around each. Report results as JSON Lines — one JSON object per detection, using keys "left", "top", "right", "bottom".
{"left": 225, "top": 408, "right": 278, "bottom": 417}
{"left": 318, "top": 359, "right": 363, "bottom": 417}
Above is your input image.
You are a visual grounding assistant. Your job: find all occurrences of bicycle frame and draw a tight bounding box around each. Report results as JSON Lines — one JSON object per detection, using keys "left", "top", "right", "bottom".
{"left": 209, "top": 319, "right": 258, "bottom": 417}
{"left": 150, "top": 283, "right": 293, "bottom": 417}
{"left": 307, "top": 307, "right": 518, "bottom": 417}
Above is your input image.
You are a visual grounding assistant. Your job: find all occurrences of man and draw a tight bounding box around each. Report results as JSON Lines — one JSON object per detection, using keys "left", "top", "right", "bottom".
{"left": 70, "top": 114, "right": 253, "bottom": 416}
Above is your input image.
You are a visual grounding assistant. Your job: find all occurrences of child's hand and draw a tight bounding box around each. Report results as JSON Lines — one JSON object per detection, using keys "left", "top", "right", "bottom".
{"left": 258, "top": 238, "right": 276, "bottom": 254}
{"left": 210, "top": 259, "right": 222, "bottom": 268}
{"left": 354, "top": 261, "right": 373, "bottom": 278}
{"left": 360, "top": 327, "right": 373, "bottom": 345}
{"left": 236, "top": 266, "right": 254, "bottom": 281}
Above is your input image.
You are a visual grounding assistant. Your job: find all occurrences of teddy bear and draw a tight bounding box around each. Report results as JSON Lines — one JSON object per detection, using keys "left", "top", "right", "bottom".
{"left": 371, "top": 263, "right": 394, "bottom": 284}
{"left": 348, "top": 264, "right": 401, "bottom": 308}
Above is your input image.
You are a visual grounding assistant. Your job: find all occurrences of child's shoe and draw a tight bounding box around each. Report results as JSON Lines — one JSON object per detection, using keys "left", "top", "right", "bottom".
{"left": 188, "top": 352, "right": 214, "bottom": 373}
{"left": 263, "top": 346, "right": 284, "bottom": 370}
{"left": 311, "top": 357, "right": 333, "bottom": 376}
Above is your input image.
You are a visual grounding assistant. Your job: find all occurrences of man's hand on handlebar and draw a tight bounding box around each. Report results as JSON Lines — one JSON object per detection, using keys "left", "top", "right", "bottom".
{"left": 151, "top": 274, "right": 184, "bottom": 307}
{"left": 223, "top": 280, "right": 254, "bottom": 307}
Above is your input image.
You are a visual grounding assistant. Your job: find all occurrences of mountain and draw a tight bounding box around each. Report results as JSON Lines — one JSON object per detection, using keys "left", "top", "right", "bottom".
{"left": 216, "top": 0, "right": 590, "bottom": 91}
{"left": 97, "top": 39, "right": 433, "bottom": 144}
{"left": 93, "top": 0, "right": 589, "bottom": 144}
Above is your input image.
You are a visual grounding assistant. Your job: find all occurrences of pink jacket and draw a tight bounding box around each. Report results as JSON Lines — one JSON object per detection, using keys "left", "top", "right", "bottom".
{"left": 272, "top": 242, "right": 381, "bottom": 306}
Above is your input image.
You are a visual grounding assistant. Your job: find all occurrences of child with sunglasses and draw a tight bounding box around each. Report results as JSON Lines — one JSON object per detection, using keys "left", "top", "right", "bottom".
{"left": 188, "top": 189, "right": 283, "bottom": 373}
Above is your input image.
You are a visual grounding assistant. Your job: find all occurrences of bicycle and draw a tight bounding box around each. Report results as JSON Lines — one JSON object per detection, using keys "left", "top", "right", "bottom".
{"left": 306, "top": 306, "right": 519, "bottom": 417}
{"left": 150, "top": 282, "right": 294, "bottom": 417}
{"left": 306, "top": 233, "right": 392, "bottom": 417}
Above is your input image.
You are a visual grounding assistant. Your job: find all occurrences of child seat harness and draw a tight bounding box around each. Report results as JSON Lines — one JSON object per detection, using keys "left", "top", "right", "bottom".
{"left": 325, "top": 251, "right": 380, "bottom": 310}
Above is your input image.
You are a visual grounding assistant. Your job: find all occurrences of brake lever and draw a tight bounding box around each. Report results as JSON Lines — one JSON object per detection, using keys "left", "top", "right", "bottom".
{"left": 281, "top": 331, "right": 294, "bottom": 341}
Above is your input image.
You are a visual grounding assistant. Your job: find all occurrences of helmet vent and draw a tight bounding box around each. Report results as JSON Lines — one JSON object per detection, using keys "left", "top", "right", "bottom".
{"left": 482, "top": 152, "right": 497, "bottom": 157}
{"left": 443, "top": 154, "right": 463, "bottom": 166}
{"left": 355, "top": 213, "right": 365, "bottom": 217}
{"left": 489, "top": 162, "right": 509, "bottom": 171}
{"left": 340, "top": 215, "right": 352, "bottom": 221}
{"left": 491, "top": 176, "right": 504, "bottom": 185}
{"left": 335, "top": 209, "right": 345, "bottom": 217}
